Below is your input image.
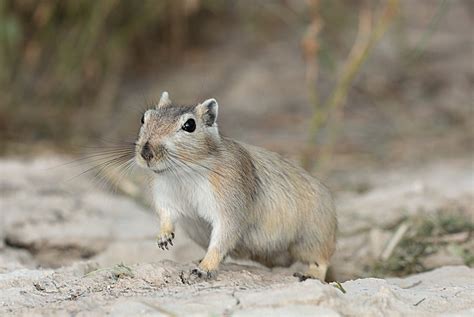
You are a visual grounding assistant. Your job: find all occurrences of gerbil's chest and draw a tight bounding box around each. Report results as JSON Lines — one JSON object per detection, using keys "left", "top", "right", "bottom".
{"left": 153, "top": 174, "right": 218, "bottom": 222}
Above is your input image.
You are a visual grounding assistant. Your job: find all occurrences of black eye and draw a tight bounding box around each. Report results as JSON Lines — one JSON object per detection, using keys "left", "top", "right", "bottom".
{"left": 182, "top": 118, "right": 196, "bottom": 133}
{"left": 141, "top": 114, "right": 145, "bottom": 124}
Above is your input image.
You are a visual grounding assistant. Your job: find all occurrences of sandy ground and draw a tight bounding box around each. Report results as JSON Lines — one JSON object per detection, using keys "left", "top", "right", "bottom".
{"left": 1, "top": 262, "right": 473, "bottom": 316}
{"left": 1, "top": 157, "right": 473, "bottom": 316}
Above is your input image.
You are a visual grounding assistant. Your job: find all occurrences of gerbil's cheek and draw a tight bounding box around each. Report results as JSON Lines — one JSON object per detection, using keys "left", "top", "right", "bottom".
{"left": 162, "top": 138, "right": 176, "bottom": 154}
{"left": 134, "top": 153, "right": 148, "bottom": 168}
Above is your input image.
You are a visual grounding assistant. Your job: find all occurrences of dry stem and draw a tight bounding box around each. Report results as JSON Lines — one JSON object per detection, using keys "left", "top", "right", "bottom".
{"left": 303, "top": 0, "right": 399, "bottom": 171}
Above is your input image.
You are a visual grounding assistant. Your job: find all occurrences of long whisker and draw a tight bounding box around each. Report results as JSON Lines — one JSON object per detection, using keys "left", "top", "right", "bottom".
{"left": 75, "top": 145, "right": 136, "bottom": 151}
{"left": 47, "top": 149, "right": 134, "bottom": 170}
{"left": 64, "top": 153, "right": 133, "bottom": 183}
{"left": 93, "top": 137, "right": 137, "bottom": 146}
{"left": 167, "top": 152, "right": 225, "bottom": 178}
{"left": 163, "top": 151, "right": 228, "bottom": 197}
{"left": 165, "top": 154, "right": 209, "bottom": 193}
{"left": 98, "top": 157, "right": 136, "bottom": 193}
{"left": 88, "top": 157, "right": 135, "bottom": 191}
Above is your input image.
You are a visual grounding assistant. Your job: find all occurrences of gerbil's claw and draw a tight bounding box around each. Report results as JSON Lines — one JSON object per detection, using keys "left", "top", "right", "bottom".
{"left": 156, "top": 232, "right": 175, "bottom": 251}
{"left": 293, "top": 272, "right": 311, "bottom": 282}
{"left": 190, "top": 267, "right": 216, "bottom": 280}
{"left": 191, "top": 268, "right": 203, "bottom": 278}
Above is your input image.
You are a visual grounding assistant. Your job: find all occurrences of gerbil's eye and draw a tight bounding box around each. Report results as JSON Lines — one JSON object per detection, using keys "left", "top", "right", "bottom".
{"left": 141, "top": 114, "right": 145, "bottom": 124}
{"left": 182, "top": 118, "right": 196, "bottom": 133}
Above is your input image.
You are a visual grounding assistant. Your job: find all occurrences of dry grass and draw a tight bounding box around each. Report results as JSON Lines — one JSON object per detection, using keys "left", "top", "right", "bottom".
{"left": 370, "top": 207, "right": 473, "bottom": 277}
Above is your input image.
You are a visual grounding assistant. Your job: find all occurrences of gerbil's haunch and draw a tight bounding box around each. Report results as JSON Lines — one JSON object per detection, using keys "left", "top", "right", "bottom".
{"left": 135, "top": 91, "right": 337, "bottom": 281}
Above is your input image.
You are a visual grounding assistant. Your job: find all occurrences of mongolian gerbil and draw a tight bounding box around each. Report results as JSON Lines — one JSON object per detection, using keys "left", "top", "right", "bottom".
{"left": 135, "top": 92, "right": 337, "bottom": 281}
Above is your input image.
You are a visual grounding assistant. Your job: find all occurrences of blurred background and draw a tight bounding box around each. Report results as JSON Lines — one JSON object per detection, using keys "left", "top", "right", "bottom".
{"left": 0, "top": 0, "right": 472, "bottom": 281}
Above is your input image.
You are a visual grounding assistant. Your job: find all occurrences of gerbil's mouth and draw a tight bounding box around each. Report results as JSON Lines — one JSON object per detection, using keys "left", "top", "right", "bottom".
{"left": 152, "top": 167, "right": 169, "bottom": 174}
{"left": 134, "top": 153, "right": 170, "bottom": 174}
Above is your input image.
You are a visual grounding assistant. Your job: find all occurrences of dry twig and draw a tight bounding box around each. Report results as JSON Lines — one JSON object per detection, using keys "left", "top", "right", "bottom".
{"left": 303, "top": 0, "right": 399, "bottom": 171}
{"left": 380, "top": 221, "right": 409, "bottom": 261}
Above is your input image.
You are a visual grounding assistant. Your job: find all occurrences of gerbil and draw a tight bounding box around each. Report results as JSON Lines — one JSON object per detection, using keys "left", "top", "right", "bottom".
{"left": 135, "top": 92, "right": 337, "bottom": 281}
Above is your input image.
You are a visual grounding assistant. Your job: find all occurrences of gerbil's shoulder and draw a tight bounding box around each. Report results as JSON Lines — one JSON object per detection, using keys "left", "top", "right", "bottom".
{"left": 224, "top": 138, "right": 289, "bottom": 167}
{"left": 216, "top": 137, "right": 290, "bottom": 178}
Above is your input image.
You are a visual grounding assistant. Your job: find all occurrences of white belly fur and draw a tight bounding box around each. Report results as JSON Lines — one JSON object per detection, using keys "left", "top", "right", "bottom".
{"left": 152, "top": 172, "right": 217, "bottom": 247}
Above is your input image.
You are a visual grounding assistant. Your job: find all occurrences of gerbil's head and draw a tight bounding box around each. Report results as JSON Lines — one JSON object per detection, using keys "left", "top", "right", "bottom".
{"left": 135, "top": 92, "right": 220, "bottom": 173}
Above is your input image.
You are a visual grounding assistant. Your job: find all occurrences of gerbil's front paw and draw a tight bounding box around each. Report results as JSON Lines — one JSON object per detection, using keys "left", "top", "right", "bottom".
{"left": 189, "top": 267, "right": 217, "bottom": 280}
{"left": 157, "top": 232, "right": 174, "bottom": 250}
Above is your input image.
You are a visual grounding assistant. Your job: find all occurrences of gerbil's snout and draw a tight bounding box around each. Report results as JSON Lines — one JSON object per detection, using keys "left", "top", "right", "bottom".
{"left": 141, "top": 142, "right": 154, "bottom": 161}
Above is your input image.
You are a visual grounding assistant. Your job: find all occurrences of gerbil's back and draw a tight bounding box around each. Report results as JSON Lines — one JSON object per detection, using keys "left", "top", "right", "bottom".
{"left": 234, "top": 140, "right": 335, "bottom": 221}
{"left": 238, "top": 141, "right": 331, "bottom": 199}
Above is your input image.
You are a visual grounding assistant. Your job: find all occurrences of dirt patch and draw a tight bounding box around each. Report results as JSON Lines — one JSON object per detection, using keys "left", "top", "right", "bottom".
{"left": 0, "top": 261, "right": 472, "bottom": 316}
{"left": 1, "top": 157, "right": 473, "bottom": 315}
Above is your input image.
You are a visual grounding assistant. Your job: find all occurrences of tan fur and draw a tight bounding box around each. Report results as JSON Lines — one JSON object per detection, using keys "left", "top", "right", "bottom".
{"left": 199, "top": 248, "right": 221, "bottom": 272}
{"left": 158, "top": 209, "right": 174, "bottom": 234}
{"left": 135, "top": 93, "right": 337, "bottom": 281}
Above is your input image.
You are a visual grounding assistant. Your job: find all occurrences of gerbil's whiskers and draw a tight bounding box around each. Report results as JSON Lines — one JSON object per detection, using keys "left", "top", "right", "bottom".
{"left": 165, "top": 153, "right": 209, "bottom": 193}
{"left": 60, "top": 140, "right": 136, "bottom": 193}
{"left": 166, "top": 151, "right": 225, "bottom": 178}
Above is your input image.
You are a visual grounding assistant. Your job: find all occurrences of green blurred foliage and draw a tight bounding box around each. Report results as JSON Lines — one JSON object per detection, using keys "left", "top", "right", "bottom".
{"left": 0, "top": 0, "right": 369, "bottom": 154}
{"left": 0, "top": 0, "right": 457, "bottom": 160}
{"left": 0, "top": 0, "right": 227, "bottom": 150}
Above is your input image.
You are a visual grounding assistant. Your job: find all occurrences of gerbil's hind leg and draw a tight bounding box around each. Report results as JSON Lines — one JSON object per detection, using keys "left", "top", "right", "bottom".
{"left": 290, "top": 234, "right": 334, "bottom": 282}
{"left": 294, "top": 262, "right": 328, "bottom": 282}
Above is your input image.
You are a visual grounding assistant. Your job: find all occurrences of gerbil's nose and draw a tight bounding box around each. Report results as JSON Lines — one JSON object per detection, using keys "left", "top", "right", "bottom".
{"left": 141, "top": 142, "right": 154, "bottom": 161}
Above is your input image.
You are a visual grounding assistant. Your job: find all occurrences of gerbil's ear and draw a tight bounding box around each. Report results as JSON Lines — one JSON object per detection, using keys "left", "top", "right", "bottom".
{"left": 197, "top": 98, "right": 218, "bottom": 126}
{"left": 156, "top": 91, "right": 172, "bottom": 108}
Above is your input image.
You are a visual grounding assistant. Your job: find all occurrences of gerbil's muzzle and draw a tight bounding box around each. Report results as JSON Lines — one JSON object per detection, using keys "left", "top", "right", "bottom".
{"left": 141, "top": 142, "right": 154, "bottom": 161}
{"left": 139, "top": 142, "right": 166, "bottom": 164}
